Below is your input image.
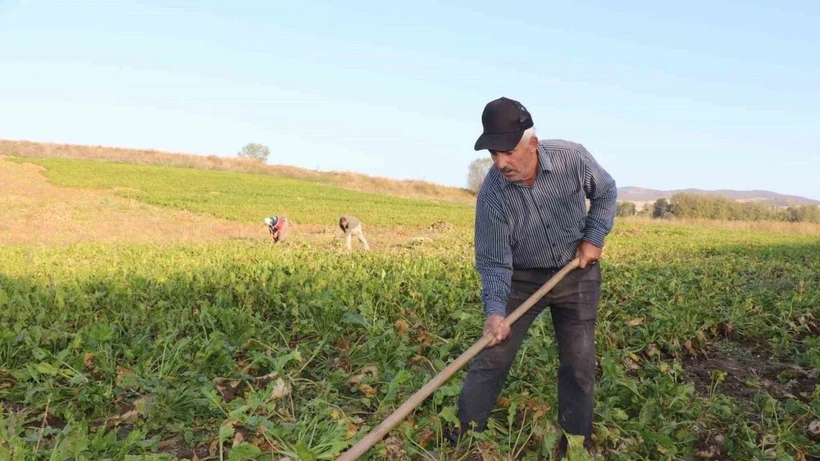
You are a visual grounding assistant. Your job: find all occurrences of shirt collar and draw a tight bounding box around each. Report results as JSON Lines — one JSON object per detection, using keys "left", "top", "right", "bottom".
{"left": 497, "top": 143, "right": 553, "bottom": 189}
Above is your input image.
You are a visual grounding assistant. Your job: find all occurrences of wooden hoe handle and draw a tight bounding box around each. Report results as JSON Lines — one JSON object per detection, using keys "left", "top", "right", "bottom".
{"left": 336, "top": 258, "right": 581, "bottom": 461}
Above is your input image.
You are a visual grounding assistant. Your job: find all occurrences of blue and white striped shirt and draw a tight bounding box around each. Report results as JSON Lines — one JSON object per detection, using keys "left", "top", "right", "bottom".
{"left": 475, "top": 139, "right": 618, "bottom": 317}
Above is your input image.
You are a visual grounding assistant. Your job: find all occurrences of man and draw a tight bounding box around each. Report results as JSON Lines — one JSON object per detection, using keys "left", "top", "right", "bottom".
{"left": 264, "top": 215, "right": 289, "bottom": 243}
{"left": 449, "top": 97, "right": 617, "bottom": 458}
{"left": 339, "top": 216, "right": 370, "bottom": 251}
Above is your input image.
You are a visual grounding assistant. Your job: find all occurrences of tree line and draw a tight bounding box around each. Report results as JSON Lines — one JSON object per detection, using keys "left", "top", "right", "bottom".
{"left": 617, "top": 193, "right": 820, "bottom": 224}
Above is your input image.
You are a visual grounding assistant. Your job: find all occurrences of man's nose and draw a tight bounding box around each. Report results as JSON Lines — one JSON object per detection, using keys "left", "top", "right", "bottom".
{"left": 493, "top": 155, "right": 507, "bottom": 170}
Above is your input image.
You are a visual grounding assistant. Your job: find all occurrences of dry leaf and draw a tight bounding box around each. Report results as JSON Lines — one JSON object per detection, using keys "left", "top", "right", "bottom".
{"left": 385, "top": 436, "right": 406, "bottom": 459}
{"left": 232, "top": 426, "right": 251, "bottom": 448}
{"left": 110, "top": 396, "right": 147, "bottom": 426}
{"left": 360, "top": 365, "right": 378, "bottom": 377}
{"left": 418, "top": 428, "right": 435, "bottom": 447}
{"left": 475, "top": 440, "right": 502, "bottom": 461}
{"left": 158, "top": 435, "right": 183, "bottom": 451}
{"left": 116, "top": 366, "right": 133, "bottom": 386}
{"left": 683, "top": 340, "right": 696, "bottom": 355}
{"left": 214, "top": 378, "right": 245, "bottom": 403}
{"left": 695, "top": 445, "right": 718, "bottom": 459}
{"left": 271, "top": 378, "right": 291, "bottom": 399}
{"left": 415, "top": 330, "right": 433, "bottom": 345}
{"left": 357, "top": 383, "right": 377, "bottom": 398}
{"left": 623, "top": 357, "right": 640, "bottom": 371}
{"left": 625, "top": 317, "right": 644, "bottom": 327}
{"left": 347, "top": 365, "right": 378, "bottom": 385}
{"left": 645, "top": 343, "right": 660, "bottom": 358}
{"left": 254, "top": 371, "right": 279, "bottom": 387}
{"left": 83, "top": 353, "right": 95, "bottom": 370}
{"left": 808, "top": 419, "right": 820, "bottom": 441}
{"left": 394, "top": 319, "right": 410, "bottom": 336}
{"left": 114, "top": 408, "right": 139, "bottom": 424}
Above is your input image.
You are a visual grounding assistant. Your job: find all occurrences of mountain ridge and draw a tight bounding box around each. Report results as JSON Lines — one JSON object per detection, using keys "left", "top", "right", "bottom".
{"left": 618, "top": 186, "right": 819, "bottom": 207}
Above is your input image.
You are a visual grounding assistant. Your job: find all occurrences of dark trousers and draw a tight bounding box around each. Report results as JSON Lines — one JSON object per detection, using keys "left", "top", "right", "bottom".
{"left": 455, "top": 263, "right": 601, "bottom": 441}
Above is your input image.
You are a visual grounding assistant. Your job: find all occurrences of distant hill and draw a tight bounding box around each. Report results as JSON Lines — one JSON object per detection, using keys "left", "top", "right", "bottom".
{"left": 618, "top": 186, "right": 819, "bottom": 207}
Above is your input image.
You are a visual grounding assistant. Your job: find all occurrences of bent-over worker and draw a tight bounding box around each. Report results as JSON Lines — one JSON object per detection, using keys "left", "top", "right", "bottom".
{"left": 264, "top": 215, "right": 289, "bottom": 243}
{"left": 339, "top": 216, "right": 370, "bottom": 251}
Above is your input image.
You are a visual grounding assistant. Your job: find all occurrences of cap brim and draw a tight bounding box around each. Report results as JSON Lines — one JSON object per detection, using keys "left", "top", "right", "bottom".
{"left": 474, "top": 130, "right": 525, "bottom": 151}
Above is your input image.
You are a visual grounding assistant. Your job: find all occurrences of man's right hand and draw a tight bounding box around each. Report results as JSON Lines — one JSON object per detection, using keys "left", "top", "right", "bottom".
{"left": 484, "top": 314, "right": 510, "bottom": 347}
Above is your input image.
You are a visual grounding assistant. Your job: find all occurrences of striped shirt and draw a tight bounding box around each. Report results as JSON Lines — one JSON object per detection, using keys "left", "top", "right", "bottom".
{"left": 475, "top": 139, "right": 618, "bottom": 317}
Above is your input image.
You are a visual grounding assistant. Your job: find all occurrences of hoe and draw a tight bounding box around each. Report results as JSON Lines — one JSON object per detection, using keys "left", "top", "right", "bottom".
{"left": 336, "top": 258, "right": 581, "bottom": 460}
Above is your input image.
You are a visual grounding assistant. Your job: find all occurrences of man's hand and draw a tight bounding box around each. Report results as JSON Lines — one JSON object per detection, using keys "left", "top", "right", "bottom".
{"left": 576, "top": 241, "right": 602, "bottom": 268}
{"left": 484, "top": 314, "right": 510, "bottom": 347}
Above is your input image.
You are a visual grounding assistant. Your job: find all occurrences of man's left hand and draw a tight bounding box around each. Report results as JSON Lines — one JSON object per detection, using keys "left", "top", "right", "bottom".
{"left": 576, "top": 241, "right": 602, "bottom": 268}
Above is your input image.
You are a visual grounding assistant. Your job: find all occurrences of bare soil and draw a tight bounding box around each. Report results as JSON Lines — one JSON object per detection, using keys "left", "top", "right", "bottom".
{"left": 0, "top": 157, "right": 261, "bottom": 246}
{"left": 683, "top": 339, "right": 817, "bottom": 404}
{"left": 683, "top": 339, "right": 818, "bottom": 461}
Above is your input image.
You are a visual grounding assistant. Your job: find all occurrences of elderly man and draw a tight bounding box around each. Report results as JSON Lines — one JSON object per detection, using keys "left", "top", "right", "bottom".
{"left": 449, "top": 97, "right": 617, "bottom": 458}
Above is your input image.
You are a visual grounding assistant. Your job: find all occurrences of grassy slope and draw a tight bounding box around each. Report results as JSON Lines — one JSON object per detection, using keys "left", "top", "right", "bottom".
{"left": 0, "top": 139, "right": 477, "bottom": 205}
{"left": 10, "top": 157, "right": 475, "bottom": 229}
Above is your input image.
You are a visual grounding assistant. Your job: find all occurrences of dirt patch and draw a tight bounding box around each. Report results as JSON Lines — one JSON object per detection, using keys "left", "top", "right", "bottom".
{"left": 683, "top": 340, "right": 818, "bottom": 403}
{"left": 693, "top": 433, "right": 730, "bottom": 461}
{"left": 428, "top": 221, "right": 454, "bottom": 231}
{"left": 0, "top": 157, "right": 262, "bottom": 246}
{"left": 684, "top": 340, "right": 819, "bottom": 460}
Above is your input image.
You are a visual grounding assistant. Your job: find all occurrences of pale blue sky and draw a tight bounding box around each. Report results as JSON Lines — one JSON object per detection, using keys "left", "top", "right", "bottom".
{"left": 1, "top": 0, "right": 818, "bottom": 199}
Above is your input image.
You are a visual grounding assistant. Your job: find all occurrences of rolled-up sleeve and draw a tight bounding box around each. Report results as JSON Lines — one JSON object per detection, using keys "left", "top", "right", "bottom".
{"left": 579, "top": 146, "right": 617, "bottom": 247}
{"left": 475, "top": 184, "right": 513, "bottom": 317}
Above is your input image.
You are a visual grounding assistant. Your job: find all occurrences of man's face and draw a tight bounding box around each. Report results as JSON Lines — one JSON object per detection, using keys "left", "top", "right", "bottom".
{"left": 490, "top": 135, "right": 538, "bottom": 183}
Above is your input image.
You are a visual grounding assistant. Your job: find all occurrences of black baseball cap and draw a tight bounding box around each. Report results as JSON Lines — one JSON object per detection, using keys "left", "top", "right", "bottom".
{"left": 474, "top": 97, "right": 534, "bottom": 151}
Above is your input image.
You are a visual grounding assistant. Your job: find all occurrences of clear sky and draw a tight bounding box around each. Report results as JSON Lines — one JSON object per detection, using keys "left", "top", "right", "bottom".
{"left": 1, "top": 0, "right": 818, "bottom": 199}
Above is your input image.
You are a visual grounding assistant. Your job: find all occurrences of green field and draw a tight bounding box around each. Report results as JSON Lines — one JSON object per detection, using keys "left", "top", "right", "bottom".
{"left": 1, "top": 158, "right": 818, "bottom": 460}
{"left": 10, "top": 158, "right": 474, "bottom": 229}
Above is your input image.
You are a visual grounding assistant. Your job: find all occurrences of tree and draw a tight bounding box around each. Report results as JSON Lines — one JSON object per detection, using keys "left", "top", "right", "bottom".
{"left": 616, "top": 201, "right": 637, "bottom": 217}
{"left": 466, "top": 157, "right": 494, "bottom": 194}
{"left": 237, "top": 143, "right": 270, "bottom": 163}
{"left": 653, "top": 198, "right": 671, "bottom": 218}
